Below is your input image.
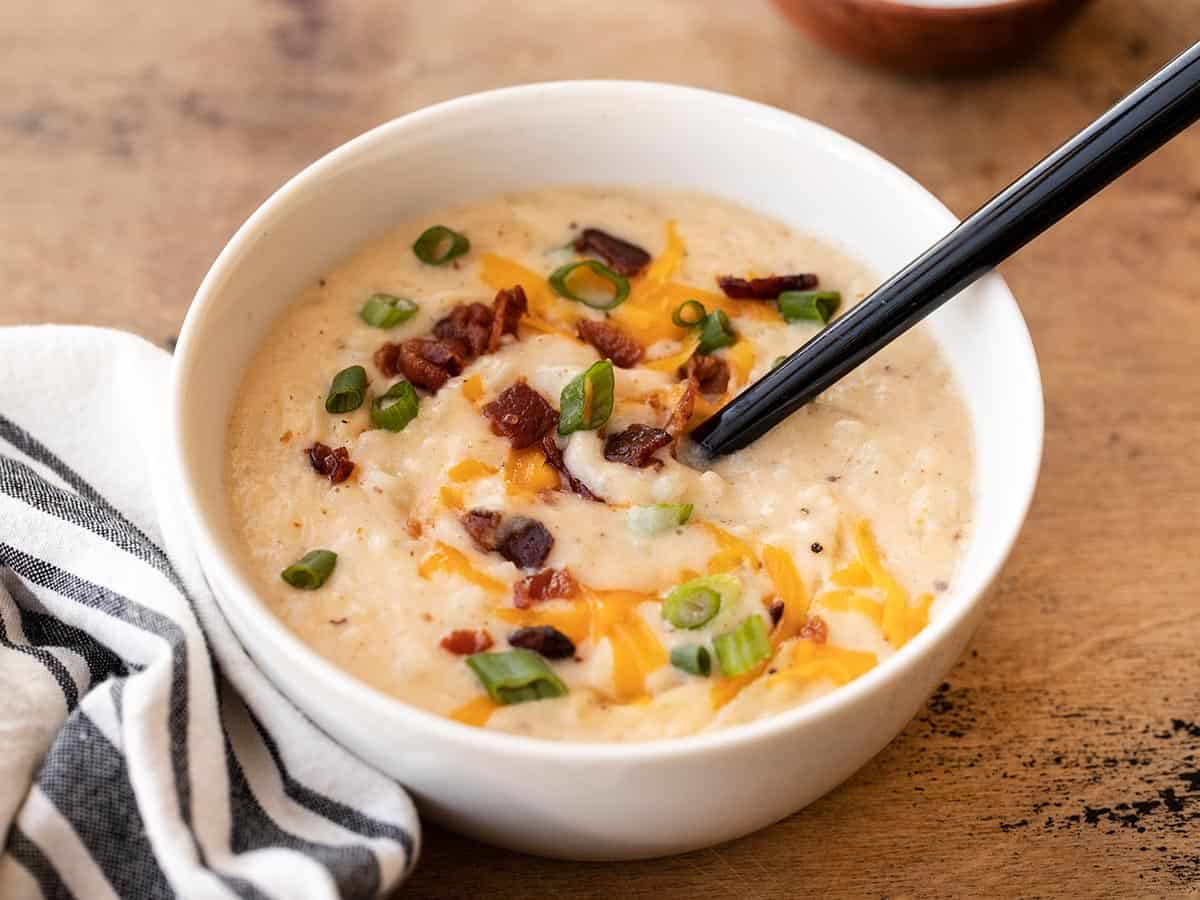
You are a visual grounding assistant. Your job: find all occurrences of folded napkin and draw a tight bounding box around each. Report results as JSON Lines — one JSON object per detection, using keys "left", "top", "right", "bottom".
{"left": 0, "top": 326, "right": 419, "bottom": 900}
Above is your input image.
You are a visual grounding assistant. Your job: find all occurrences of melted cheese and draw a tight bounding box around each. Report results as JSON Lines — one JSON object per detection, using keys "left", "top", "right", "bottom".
{"left": 418, "top": 543, "right": 507, "bottom": 597}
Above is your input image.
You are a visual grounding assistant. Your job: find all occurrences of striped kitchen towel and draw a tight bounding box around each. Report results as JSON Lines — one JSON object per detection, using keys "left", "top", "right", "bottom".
{"left": 0, "top": 325, "right": 419, "bottom": 900}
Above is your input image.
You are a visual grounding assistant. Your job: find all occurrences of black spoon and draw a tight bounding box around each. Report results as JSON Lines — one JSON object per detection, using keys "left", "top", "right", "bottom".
{"left": 690, "top": 40, "right": 1200, "bottom": 457}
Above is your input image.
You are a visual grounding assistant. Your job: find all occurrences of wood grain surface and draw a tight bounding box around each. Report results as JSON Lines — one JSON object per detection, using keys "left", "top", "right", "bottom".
{"left": 4, "top": 2, "right": 1198, "bottom": 897}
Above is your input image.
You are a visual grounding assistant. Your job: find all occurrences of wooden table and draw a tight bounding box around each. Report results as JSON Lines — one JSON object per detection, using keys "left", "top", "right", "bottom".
{"left": 6, "top": 1, "right": 1198, "bottom": 896}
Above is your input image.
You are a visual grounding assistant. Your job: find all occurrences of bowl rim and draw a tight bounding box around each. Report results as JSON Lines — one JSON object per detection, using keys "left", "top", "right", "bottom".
{"left": 171, "top": 79, "right": 1044, "bottom": 763}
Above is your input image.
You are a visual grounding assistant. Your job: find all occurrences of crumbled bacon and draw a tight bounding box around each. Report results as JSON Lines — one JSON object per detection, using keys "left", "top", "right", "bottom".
{"left": 496, "top": 516, "right": 554, "bottom": 570}
{"left": 572, "top": 228, "right": 651, "bottom": 277}
{"left": 798, "top": 615, "right": 829, "bottom": 645}
{"left": 513, "top": 567, "right": 579, "bottom": 609}
{"left": 603, "top": 424, "right": 673, "bottom": 469}
{"left": 374, "top": 337, "right": 467, "bottom": 391}
{"left": 374, "top": 285, "right": 529, "bottom": 392}
{"left": 540, "top": 434, "right": 603, "bottom": 502}
{"left": 682, "top": 354, "right": 730, "bottom": 396}
{"left": 664, "top": 378, "right": 697, "bottom": 439}
{"left": 576, "top": 318, "right": 643, "bottom": 368}
{"left": 405, "top": 518, "right": 423, "bottom": 539}
{"left": 433, "top": 302, "right": 493, "bottom": 357}
{"left": 768, "top": 599, "right": 785, "bottom": 627}
{"left": 716, "top": 273, "right": 819, "bottom": 299}
{"left": 461, "top": 509, "right": 554, "bottom": 570}
{"left": 489, "top": 285, "right": 527, "bottom": 352}
{"left": 306, "top": 442, "right": 355, "bottom": 484}
{"left": 440, "top": 629, "right": 494, "bottom": 655}
{"left": 461, "top": 508, "right": 503, "bottom": 552}
{"left": 508, "top": 625, "right": 576, "bottom": 660}
{"left": 482, "top": 381, "right": 558, "bottom": 449}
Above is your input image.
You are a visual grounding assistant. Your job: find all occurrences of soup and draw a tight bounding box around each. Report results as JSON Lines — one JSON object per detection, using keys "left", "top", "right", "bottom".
{"left": 225, "top": 187, "right": 973, "bottom": 742}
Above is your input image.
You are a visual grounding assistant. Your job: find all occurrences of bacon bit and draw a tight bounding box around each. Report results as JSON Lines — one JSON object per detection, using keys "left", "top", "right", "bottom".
{"left": 508, "top": 625, "right": 575, "bottom": 659}
{"left": 540, "top": 434, "right": 603, "bottom": 502}
{"left": 307, "top": 442, "right": 355, "bottom": 484}
{"left": 461, "top": 508, "right": 503, "bottom": 552}
{"left": 373, "top": 341, "right": 403, "bottom": 377}
{"left": 573, "top": 228, "right": 652, "bottom": 277}
{"left": 664, "top": 378, "right": 697, "bottom": 440}
{"left": 482, "top": 381, "right": 559, "bottom": 449}
{"left": 440, "top": 628, "right": 494, "bottom": 655}
{"left": 716, "top": 273, "right": 819, "bottom": 300}
{"left": 488, "top": 285, "right": 527, "bottom": 352}
{"left": 461, "top": 509, "right": 554, "bottom": 570}
{"left": 604, "top": 424, "right": 673, "bottom": 469}
{"left": 405, "top": 518, "right": 423, "bottom": 539}
{"left": 798, "top": 615, "right": 829, "bottom": 645}
{"left": 279, "top": 430, "right": 293, "bottom": 444}
{"left": 768, "top": 600, "right": 785, "bottom": 627}
{"left": 681, "top": 354, "right": 730, "bottom": 396}
{"left": 513, "top": 567, "right": 579, "bottom": 609}
{"left": 496, "top": 516, "right": 554, "bottom": 570}
{"left": 576, "top": 318, "right": 643, "bottom": 368}
{"left": 434, "top": 302, "right": 493, "bottom": 357}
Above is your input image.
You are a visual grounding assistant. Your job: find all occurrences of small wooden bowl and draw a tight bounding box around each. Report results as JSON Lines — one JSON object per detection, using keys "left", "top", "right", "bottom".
{"left": 771, "top": 0, "right": 1093, "bottom": 75}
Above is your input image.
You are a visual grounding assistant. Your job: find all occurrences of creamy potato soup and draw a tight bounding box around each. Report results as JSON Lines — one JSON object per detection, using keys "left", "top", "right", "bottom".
{"left": 226, "top": 188, "right": 973, "bottom": 742}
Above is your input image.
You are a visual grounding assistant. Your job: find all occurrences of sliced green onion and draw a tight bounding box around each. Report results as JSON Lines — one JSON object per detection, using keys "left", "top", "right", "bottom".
{"left": 671, "top": 299, "right": 707, "bottom": 328}
{"left": 325, "top": 365, "right": 367, "bottom": 413}
{"left": 360, "top": 293, "right": 419, "bottom": 329}
{"left": 412, "top": 225, "right": 470, "bottom": 266}
{"left": 778, "top": 290, "right": 842, "bottom": 325}
{"left": 772, "top": 355, "right": 788, "bottom": 370}
{"left": 697, "top": 310, "right": 735, "bottom": 355}
{"left": 371, "top": 379, "right": 419, "bottom": 432}
{"left": 548, "top": 260, "right": 630, "bottom": 310}
{"left": 662, "top": 574, "right": 739, "bottom": 630}
{"left": 558, "top": 359, "right": 615, "bottom": 435}
{"left": 671, "top": 643, "right": 712, "bottom": 677}
{"left": 280, "top": 549, "right": 337, "bottom": 590}
{"left": 628, "top": 503, "right": 693, "bottom": 536}
{"left": 467, "top": 649, "right": 568, "bottom": 705}
{"left": 714, "top": 615, "right": 772, "bottom": 677}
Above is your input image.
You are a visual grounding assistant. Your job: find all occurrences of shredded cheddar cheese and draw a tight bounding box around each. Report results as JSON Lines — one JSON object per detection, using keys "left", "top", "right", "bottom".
{"left": 773, "top": 640, "right": 877, "bottom": 687}
{"left": 448, "top": 458, "right": 496, "bottom": 482}
{"left": 460, "top": 375, "right": 484, "bottom": 404}
{"left": 449, "top": 695, "right": 499, "bottom": 727}
{"left": 725, "top": 341, "right": 756, "bottom": 386}
{"left": 830, "top": 561, "right": 873, "bottom": 588}
{"left": 642, "top": 337, "right": 701, "bottom": 374}
{"left": 816, "top": 588, "right": 884, "bottom": 626}
{"left": 700, "top": 522, "right": 760, "bottom": 574}
{"left": 439, "top": 485, "right": 465, "bottom": 511}
{"left": 761, "top": 545, "right": 810, "bottom": 645}
{"left": 419, "top": 543, "right": 506, "bottom": 596}
{"left": 504, "top": 446, "right": 561, "bottom": 496}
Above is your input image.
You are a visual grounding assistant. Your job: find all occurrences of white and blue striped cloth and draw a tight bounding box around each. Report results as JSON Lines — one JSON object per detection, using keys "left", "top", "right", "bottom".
{"left": 0, "top": 326, "right": 419, "bottom": 899}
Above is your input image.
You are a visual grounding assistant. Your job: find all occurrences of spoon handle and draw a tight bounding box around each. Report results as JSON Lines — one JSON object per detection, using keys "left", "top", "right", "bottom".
{"left": 692, "top": 40, "right": 1200, "bottom": 457}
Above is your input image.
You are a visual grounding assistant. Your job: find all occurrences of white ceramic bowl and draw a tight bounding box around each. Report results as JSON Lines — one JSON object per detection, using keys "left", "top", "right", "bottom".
{"left": 171, "top": 81, "right": 1043, "bottom": 861}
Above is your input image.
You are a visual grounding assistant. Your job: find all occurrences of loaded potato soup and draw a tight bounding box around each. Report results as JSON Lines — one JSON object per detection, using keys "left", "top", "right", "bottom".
{"left": 226, "top": 188, "right": 973, "bottom": 742}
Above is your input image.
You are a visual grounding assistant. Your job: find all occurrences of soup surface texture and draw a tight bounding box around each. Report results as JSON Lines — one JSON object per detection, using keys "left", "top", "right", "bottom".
{"left": 226, "top": 188, "right": 973, "bottom": 742}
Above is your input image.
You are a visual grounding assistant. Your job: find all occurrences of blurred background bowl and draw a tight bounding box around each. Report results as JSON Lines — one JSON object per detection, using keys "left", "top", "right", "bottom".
{"left": 772, "top": 0, "right": 1094, "bottom": 75}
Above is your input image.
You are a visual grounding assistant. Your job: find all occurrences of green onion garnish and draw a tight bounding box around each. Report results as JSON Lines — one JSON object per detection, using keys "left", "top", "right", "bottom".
{"left": 548, "top": 260, "right": 630, "bottom": 310}
{"left": 360, "top": 293, "right": 419, "bottom": 329}
{"left": 714, "top": 615, "right": 772, "bottom": 677}
{"left": 670, "top": 643, "right": 712, "bottom": 677}
{"left": 325, "top": 365, "right": 367, "bottom": 413}
{"left": 466, "top": 649, "right": 568, "bottom": 705}
{"left": 671, "top": 299, "right": 707, "bottom": 328}
{"left": 412, "top": 225, "right": 470, "bottom": 266}
{"left": 662, "top": 574, "right": 739, "bottom": 630}
{"left": 280, "top": 549, "right": 337, "bottom": 590}
{"left": 778, "top": 290, "right": 842, "bottom": 325}
{"left": 558, "top": 359, "right": 615, "bottom": 435}
{"left": 697, "top": 310, "right": 736, "bottom": 355}
{"left": 371, "top": 379, "right": 419, "bottom": 432}
{"left": 628, "top": 503, "right": 693, "bottom": 535}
